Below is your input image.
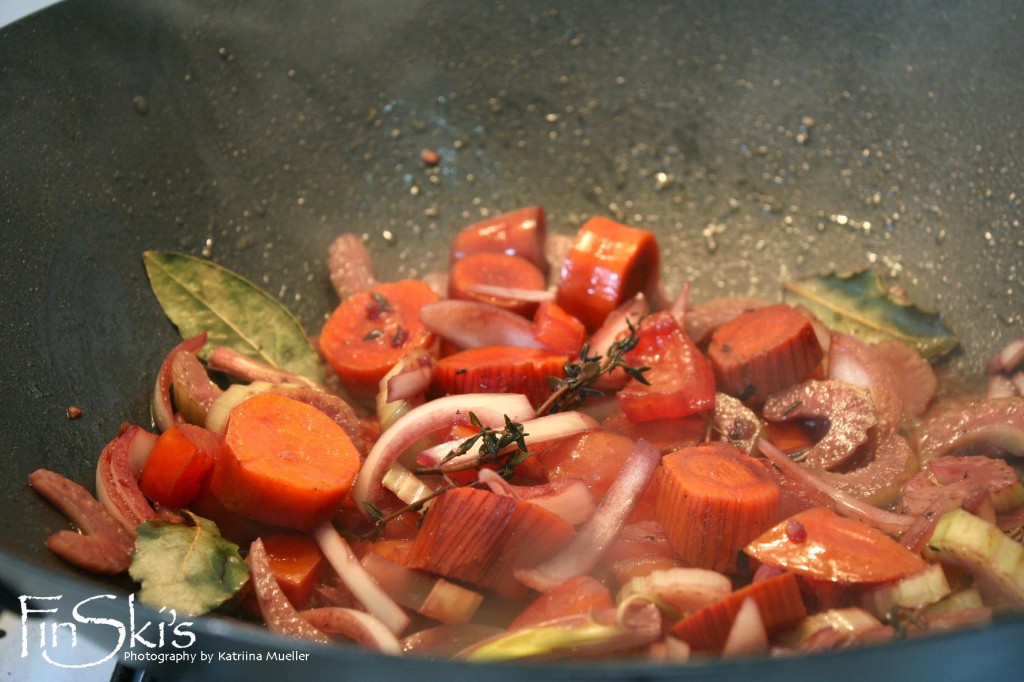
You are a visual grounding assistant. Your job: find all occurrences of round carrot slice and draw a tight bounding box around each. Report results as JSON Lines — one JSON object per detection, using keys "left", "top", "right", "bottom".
{"left": 210, "top": 393, "right": 360, "bottom": 531}
{"left": 448, "top": 252, "right": 547, "bottom": 318}
{"left": 319, "top": 279, "right": 439, "bottom": 398}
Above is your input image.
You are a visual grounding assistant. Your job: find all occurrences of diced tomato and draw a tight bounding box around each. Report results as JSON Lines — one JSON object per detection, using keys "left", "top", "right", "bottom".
{"left": 534, "top": 430, "right": 658, "bottom": 522}
{"left": 617, "top": 312, "right": 716, "bottom": 422}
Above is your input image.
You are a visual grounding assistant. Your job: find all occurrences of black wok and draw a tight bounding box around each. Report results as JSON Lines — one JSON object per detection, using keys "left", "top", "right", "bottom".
{"left": 2, "top": 0, "right": 1023, "bottom": 679}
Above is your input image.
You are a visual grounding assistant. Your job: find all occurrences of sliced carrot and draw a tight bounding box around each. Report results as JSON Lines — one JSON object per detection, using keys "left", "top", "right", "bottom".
{"left": 656, "top": 442, "right": 781, "bottom": 573}
{"left": 617, "top": 312, "right": 716, "bottom": 422}
{"left": 671, "top": 571, "right": 806, "bottom": 651}
{"left": 706, "top": 303, "right": 824, "bottom": 405}
{"left": 532, "top": 301, "right": 587, "bottom": 356}
{"left": 260, "top": 532, "right": 327, "bottom": 609}
{"left": 555, "top": 216, "right": 660, "bottom": 330}
{"left": 744, "top": 507, "right": 928, "bottom": 583}
{"left": 448, "top": 252, "right": 548, "bottom": 318}
{"left": 535, "top": 430, "right": 659, "bottom": 522}
{"left": 210, "top": 393, "right": 361, "bottom": 531}
{"left": 405, "top": 486, "right": 573, "bottom": 599}
{"left": 139, "top": 423, "right": 221, "bottom": 508}
{"left": 319, "top": 279, "right": 439, "bottom": 398}
{"left": 432, "top": 345, "right": 567, "bottom": 407}
{"left": 507, "top": 575, "right": 615, "bottom": 630}
{"left": 353, "top": 538, "right": 416, "bottom": 566}
{"left": 449, "top": 206, "right": 547, "bottom": 274}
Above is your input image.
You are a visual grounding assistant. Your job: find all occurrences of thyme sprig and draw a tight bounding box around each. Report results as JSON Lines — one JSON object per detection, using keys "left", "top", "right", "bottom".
{"left": 361, "top": 413, "right": 533, "bottom": 538}
{"left": 418, "top": 412, "right": 532, "bottom": 479}
{"left": 536, "top": 318, "right": 650, "bottom": 416}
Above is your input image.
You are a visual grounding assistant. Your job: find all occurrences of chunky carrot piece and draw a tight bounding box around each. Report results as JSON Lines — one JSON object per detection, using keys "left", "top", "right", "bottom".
{"left": 532, "top": 301, "right": 587, "bottom": 356}
{"left": 507, "top": 575, "right": 615, "bottom": 630}
{"left": 744, "top": 507, "right": 928, "bottom": 583}
{"left": 617, "top": 312, "right": 716, "bottom": 422}
{"left": 671, "top": 572, "right": 806, "bottom": 651}
{"left": 405, "top": 487, "right": 573, "bottom": 599}
{"left": 319, "top": 279, "right": 439, "bottom": 398}
{"left": 656, "top": 442, "right": 781, "bottom": 573}
{"left": 260, "top": 532, "right": 327, "bottom": 609}
{"left": 449, "top": 206, "right": 547, "bottom": 273}
{"left": 210, "top": 394, "right": 361, "bottom": 531}
{"left": 706, "top": 303, "right": 824, "bottom": 405}
{"left": 448, "top": 252, "right": 548, "bottom": 318}
{"left": 432, "top": 345, "right": 567, "bottom": 407}
{"left": 139, "top": 423, "right": 221, "bottom": 508}
{"left": 555, "top": 216, "right": 660, "bottom": 330}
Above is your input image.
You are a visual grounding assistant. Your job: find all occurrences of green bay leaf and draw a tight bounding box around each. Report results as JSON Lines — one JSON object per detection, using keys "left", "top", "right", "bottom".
{"left": 783, "top": 269, "right": 958, "bottom": 360}
{"left": 143, "top": 250, "right": 324, "bottom": 383}
{"left": 129, "top": 512, "right": 249, "bottom": 616}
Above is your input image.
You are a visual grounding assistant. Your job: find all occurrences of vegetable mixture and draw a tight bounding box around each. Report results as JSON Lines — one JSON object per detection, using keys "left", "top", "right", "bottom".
{"left": 29, "top": 207, "right": 1024, "bottom": 662}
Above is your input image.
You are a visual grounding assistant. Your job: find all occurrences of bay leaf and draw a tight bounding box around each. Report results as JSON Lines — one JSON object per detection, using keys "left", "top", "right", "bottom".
{"left": 130, "top": 512, "right": 249, "bottom": 616}
{"left": 143, "top": 250, "right": 324, "bottom": 383}
{"left": 783, "top": 269, "right": 958, "bottom": 360}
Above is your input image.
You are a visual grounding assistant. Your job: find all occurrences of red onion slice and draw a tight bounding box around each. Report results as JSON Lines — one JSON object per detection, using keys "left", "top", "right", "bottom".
{"left": 828, "top": 332, "right": 904, "bottom": 434}
{"left": 477, "top": 469, "right": 597, "bottom": 525}
{"left": 419, "top": 300, "right": 546, "bottom": 350}
{"left": 352, "top": 393, "right": 536, "bottom": 517}
{"left": 515, "top": 439, "right": 661, "bottom": 592}
{"left": 668, "top": 281, "right": 692, "bottom": 328}
{"left": 247, "top": 538, "right": 331, "bottom": 644}
{"left": 466, "top": 283, "right": 556, "bottom": 302}
{"left": 152, "top": 332, "right": 207, "bottom": 432}
{"left": 301, "top": 607, "right": 401, "bottom": 653}
{"left": 385, "top": 356, "right": 435, "bottom": 403}
{"left": 327, "top": 233, "right": 378, "bottom": 301}
{"left": 722, "top": 597, "right": 770, "bottom": 658}
{"left": 207, "top": 346, "right": 323, "bottom": 390}
{"left": 988, "top": 338, "right": 1024, "bottom": 374}
{"left": 759, "top": 439, "right": 914, "bottom": 534}
{"left": 95, "top": 425, "right": 160, "bottom": 534}
{"left": 313, "top": 522, "right": 410, "bottom": 635}
{"left": 416, "top": 410, "right": 598, "bottom": 469}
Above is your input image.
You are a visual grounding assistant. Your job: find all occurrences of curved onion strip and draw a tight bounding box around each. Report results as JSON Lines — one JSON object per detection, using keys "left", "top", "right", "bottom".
{"left": 419, "top": 300, "right": 546, "bottom": 350}
{"left": 477, "top": 469, "right": 597, "bottom": 526}
{"left": 301, "top": 607, "right": 401, "bottom": 654}
{"left": 722, "top": 597, "right": 769, "bottom": 658}
{"left": 313, "top": 523, "right": 410, "bottom": 635}
{"left": 327, "top": 233, "right": 378, "bottom": 301}
{"left": 759, "top": 439, "right": 914, "bottom": 534}
{"left": 95, "top": 426, "right": 160, "bottom": 534}
{"left": 828, "top": 332, "right": 903, "bottom": 434}
{"left": 151, "top": 332, "right": 207, "bottom": 432}
{"left": 668, "top": 281, "right": 692, "bottom": 327}
{"left": 247, "top": 538, "right": 330, "bottom": 644}
{"left": 988, "top": 339, "right": 1024, "bottom": 374}
{"left": 416, "top": 411, "right": 599, "bottom": 469}
{"left": 466, "top": 283, "right": 556, "bottom": 303}
{"left": 126, "top": 429, "right": 159, "bottom": 479}
{"left": 385, "top": 358, "right": 434, "bottom": 404}
{"left": 206, "top": 346, "right": 322, "bottom": 390}
{"left": 352, "top": 393, "right": 536, "bottom": 517}
{"left": 515, "top": 439, "right": 661, "bottom": 592}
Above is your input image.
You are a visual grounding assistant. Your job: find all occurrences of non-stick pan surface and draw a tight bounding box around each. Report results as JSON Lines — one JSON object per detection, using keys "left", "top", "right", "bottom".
{"left": 2, "top": 0, "right": 1023, "bottom": 679}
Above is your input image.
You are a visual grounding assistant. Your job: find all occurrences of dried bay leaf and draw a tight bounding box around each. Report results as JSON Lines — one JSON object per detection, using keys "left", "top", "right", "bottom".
{"left": 783, "top": 270, "right": 958, "bottom": 360}
{"left": 143, "top": 250, "right": 324, "bottom": 383}
{"left": 130, "top": 512, "right": 249, "bottom": 616}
